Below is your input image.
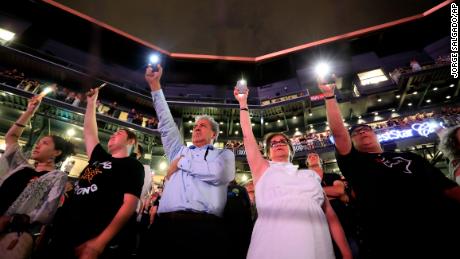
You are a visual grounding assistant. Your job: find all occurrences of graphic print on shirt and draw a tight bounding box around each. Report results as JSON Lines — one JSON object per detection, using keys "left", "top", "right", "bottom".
{"left": 75, "top": 160, "right": 111, "bottom": 195}
{"left": 375, "top": 156, "right": 413, "bottom": 174}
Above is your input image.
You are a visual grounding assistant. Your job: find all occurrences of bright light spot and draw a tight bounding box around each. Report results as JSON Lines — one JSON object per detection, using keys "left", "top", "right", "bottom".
{"left": 236, "top": 122, "right": 240, "bottom": 125}
{"left": 219, "top": 122, "right": 223, "bottom": 125}
{"left": 391, "top": 109, "right": 396, "bottom": 112}
{"left": 374, "top": 112, "right": 378, "bottom": 116}
{"left": 251, "top": 123, "right": 255, "bottom": 126}
{"left": 265, "top": 122, "right": 268, "bottom": 125}
{"left": 295, "top": 128, "right": 299, "bottom": 131}
{"left": 159, "top": 161, "right": 167, "bottom": 170}
{"left": 413, "top": 91, "right": 418, "bottom": 95}
{"left": 241, "top": 174, "right": 248, "bottom": 182}
{"left": 277, "top": 119, "right": 281, "bottom": 123}
{"left": 149, "top": 54, "right": 160, "bottom": 64}
{"left": 377, "top": 98, "right": 382, "bottom": 102}
{"left": 66, "top": 128, "right": 76, "bottom": 137}
{"left": 426, "top": 99, "right": 431, "bottom": 103}
{"left": 357, "top": 69, "right": 388, "bottom": 85}
{"left": 309, "top": 113, "right": 313, "bottom": 116}
{"left": 40, "top": 86, "right": 55, "bottom": 97}
{"left": 293, "top": 116, "right": 297, "bottom": 119}
{"left": 433, "top": 87, "right": 438, "bottom": 91}
{"left": 235, "top": 131, "right": 239, "bottom": 135}
{"left": 446, "top": 96, "right": 451, "bottom": 99}
{"left": 0, "top": 28, "right": 15, "bottom": 41}
{"left": 358, "top": 115, "right": 362, "bottom": 119}
{"left": 314, "top": 62, "right": 330, "bottom": 78}
{"left": 219, "top": 131, "right": 223, "bottom": 133}
{"left": 408, "top": 103, "right": 412, "bottom": 106}
{"left": 396, "top": 95, "right": 401, "bottom": 98}
{"left": 449, "top": 84, "right": 455, "bottom": 88}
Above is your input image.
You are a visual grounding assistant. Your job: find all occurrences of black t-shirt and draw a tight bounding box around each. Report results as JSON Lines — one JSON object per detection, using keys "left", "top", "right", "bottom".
{"left": 0, "top": 168, "right": 48, "bottom": 215}
{"left": 56, "top": 144, "right": 144, "bottom": 244}
{"left": 336, "top": 148, "right": 457, "bottom": 229}
{"left": 322, "top": 173, "right": 342, "bottom": 187}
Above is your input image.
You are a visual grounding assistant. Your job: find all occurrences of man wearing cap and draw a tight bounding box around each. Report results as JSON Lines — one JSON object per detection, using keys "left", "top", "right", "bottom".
{"left": 319, "top": 81, "right": 460, "bottom": 258}
{"left": 143, "top": 64, "right": 235, "bottom": 259}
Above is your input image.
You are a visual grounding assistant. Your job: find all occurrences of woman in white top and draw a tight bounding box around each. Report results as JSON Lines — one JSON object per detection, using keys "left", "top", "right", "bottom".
{"left": 234, "top": 88, "right": 351, "bottom": 259}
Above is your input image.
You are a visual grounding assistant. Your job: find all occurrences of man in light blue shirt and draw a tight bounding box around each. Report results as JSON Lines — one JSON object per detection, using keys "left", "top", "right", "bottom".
{"left": 141, "top": 64, "right": 235, "bottom": 259}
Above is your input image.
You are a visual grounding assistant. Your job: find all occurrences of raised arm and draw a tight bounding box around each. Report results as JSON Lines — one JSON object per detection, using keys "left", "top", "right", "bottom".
{"left": 234, "top": 88, "right": 268, "bottom": 185}
{"left": 5, "top": 96, "right": 41, "bottom": 147}
{"left": 319, "top": 82, "right": 352, "bottom": 155}
{"left": 84, "top": 88, "right": 101, "bottom": 158}
{"left": 145, "top": 65, "right": 183, "bottom": 162}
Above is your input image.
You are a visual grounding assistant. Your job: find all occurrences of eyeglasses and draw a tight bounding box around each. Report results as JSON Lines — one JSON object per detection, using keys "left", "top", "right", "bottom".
{"left": 270, "top": 139, "right": 289, "bottom": 147}
{"left": 350, "top": 126, "right": 373, "bottom": 136}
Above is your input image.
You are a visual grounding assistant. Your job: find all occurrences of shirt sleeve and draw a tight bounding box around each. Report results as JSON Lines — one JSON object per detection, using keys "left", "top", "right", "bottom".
{"left": 178, "top": 149, "right": 236, "bottom": 186}
{"left": 89, "top": 144, "right": 110, "bottom": 164}
{"left": 411, "top": 153, "right": 458, "bottom": 191}
{"left": 2, "top": 143, "right": 28, "bottom": 172}
{"left": 335, "top": 147, "right": 359, "bottom": 180}
{"left": 151, "top": 90, "right": 183, "bottom": 162}
{"left": 121, "top": 159, "right": 145, "bottom": 198}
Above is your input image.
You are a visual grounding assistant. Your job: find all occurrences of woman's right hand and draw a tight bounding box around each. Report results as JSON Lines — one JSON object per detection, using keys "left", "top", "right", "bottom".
{"left": 233, "top": 87, "right": 249, "bottom": 105}
{"left": 317, "top": 76, "right": 336, "bottom": 97}
{"left": 26, "top": 95, "right": 42, "bottom": 114}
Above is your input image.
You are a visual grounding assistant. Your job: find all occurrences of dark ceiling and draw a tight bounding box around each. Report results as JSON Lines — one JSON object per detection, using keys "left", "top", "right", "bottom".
{"left": 47, "top": 0, "right": 449, "bottom": 58}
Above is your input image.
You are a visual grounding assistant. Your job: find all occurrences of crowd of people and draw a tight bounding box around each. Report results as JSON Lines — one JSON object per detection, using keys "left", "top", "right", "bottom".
{"left": 0, "top": 64, "right": 459, "bottom": 259}
{"left": 0, "top": 68, "right": 159, "bottom": 130}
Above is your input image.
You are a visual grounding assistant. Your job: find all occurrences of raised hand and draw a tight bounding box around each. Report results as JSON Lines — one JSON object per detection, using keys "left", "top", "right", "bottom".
{"left": 86, "top": 87, "right": 99, "bottom": 104}
{"left": 26, "top": 95, "right": 42, "bottom": 114}
{"left": 317, "top": 77, "right": 336, "bottom": 97}
{"left": 145, "top": 64, "right": 163, "bottom": 91}
{"left": 233, "top": 87, "right": 249, "bottom": 104}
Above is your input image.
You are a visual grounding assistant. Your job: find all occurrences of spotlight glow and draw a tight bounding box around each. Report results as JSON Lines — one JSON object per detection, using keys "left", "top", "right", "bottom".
{"left": 159, "top": 161, "right": 167, "bottom": 170}
{"left": 149, "top": 54, "right": 160, "bottom": 64}
{"left": 314, "top": 62, "right": 331, "bottom": 78}
{"left": 66, "top": 128, "right": 76, "bottom": 137}
{"left": 0, "top": 28, "right": 15, "bottom": 41}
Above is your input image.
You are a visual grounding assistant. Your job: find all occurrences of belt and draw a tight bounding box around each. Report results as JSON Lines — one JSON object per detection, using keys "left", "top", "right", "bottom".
{"left": 159, "top": 211, "right": 220, "bottom": 221}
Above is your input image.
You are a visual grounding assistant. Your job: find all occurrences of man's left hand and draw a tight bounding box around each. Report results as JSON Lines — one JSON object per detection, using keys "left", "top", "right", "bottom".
{"left": 165, "top": 156, "right": 183, "bottom": 180}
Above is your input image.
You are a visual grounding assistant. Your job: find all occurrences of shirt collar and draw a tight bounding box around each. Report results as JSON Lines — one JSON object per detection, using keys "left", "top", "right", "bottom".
{"left": 189, "top": 144, "right": 214, "bottom": 150}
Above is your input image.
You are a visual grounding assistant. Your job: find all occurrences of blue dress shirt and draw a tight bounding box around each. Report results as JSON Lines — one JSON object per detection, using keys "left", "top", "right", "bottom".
{"left": 151, "top": 90, "right": 235, "bottom": 216}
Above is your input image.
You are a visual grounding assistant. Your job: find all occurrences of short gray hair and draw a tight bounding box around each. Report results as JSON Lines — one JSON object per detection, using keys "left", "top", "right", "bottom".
{"left": 195, "top": 115, "right": 220, "bottom": 141}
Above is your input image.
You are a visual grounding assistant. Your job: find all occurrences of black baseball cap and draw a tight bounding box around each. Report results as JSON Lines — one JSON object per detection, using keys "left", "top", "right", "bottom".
{"left": 348, "top": 124, "right": 372, "bottom": 135}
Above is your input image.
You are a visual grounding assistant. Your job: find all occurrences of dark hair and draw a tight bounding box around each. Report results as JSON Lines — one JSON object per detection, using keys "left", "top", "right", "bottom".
{"left": 119, "top": 128, "right": 138, "bottom": 145}
{"left": 137, "top": 144, "right": 144, "bottom": 156}
{"left": 263, "top": 132, "right": 294, "bottom": 161}
{"left": 48, "top": 135, "right": 76, "bottom": 164}
{"left": 119, "top": 128, "right": 138, "bottom": 155}
{"left": 306, "top": 152, "right": 323, "bottom": 167}
{"left": 439, "top": 125, "right": 460, "bottom": 160}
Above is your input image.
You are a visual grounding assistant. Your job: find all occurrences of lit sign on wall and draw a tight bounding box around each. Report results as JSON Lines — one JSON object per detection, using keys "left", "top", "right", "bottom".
{"left": 377, "top": 121, "right": 441, "bottom": 142}
{"left": 310, "top": 93, "right": 325, "bottom": 101}
{"left": 377, "top": 129, "right": 413, "bottom": 142}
